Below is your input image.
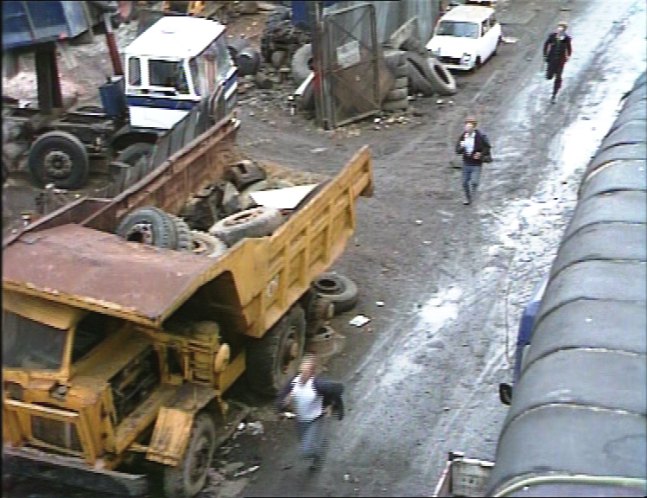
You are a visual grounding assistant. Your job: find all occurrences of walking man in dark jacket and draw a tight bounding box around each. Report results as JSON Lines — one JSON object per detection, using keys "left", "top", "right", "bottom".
{"left": 455, "top": 116, "right": 491, "bottom": 205}
{"left": 544, "top": 21, "right": 573, "bottom": 103}
{"left": 276, "top": 354, "right": 344, "bottom": 471}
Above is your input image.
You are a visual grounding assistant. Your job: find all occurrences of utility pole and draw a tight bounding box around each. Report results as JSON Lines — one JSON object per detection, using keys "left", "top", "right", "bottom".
{"left": 309, "top": 1, "right": 329, "bottom": 129}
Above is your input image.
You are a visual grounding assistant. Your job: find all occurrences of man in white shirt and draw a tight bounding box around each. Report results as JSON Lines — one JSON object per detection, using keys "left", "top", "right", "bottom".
{"left": 277, "top": 354, "right": 344, "bottom": 471}
{"left": 455, "top": 116, "right": 492, "bottom": 205}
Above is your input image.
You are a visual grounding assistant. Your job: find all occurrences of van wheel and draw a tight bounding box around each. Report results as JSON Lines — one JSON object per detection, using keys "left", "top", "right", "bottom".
{"left": 247, "top": 305, "right": 306, "bottom": 396}
{"left": 116, "top": 206, "right": 178, "bottom": 249}
{"left": 28, "top": 131, "right": 89, "bottom": 189}
{"left": 163, "top": 413, "right": 216, "bottom": 498}
{"left": 474, "top": 57, "right": 482, "bottom": 70}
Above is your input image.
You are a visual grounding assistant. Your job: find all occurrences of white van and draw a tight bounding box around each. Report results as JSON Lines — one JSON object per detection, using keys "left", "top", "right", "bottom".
{"left": 426, "top": 5, "right": 502, "bottom": 71}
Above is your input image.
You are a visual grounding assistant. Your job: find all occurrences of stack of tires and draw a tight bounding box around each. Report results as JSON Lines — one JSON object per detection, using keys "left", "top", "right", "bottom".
{"left": 383, "top": 50, "right": 410, "bottom": 112}
{"left": 382, "top": 47, "right": 457, "bottom": 112}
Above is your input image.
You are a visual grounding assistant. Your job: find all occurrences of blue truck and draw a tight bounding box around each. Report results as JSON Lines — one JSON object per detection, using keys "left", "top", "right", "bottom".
{"left": 3, "top": 6, "right": 236, "bottom": 190}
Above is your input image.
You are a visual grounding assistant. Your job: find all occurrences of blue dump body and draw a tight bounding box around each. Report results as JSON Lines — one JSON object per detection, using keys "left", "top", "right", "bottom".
{"left": 290, "top": 0, "right": 338, "bottom": 31}
{"left": 2, "top": 1, "right": 92, "bottom": 50}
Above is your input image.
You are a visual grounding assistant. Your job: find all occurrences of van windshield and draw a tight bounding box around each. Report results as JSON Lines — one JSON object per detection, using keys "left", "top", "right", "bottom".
{"left": 149, "top": 59, "right": 190, "bottom": 94}
{"left": 437, "top": 21, "right": 479, "bottom": 38}
{"left": 2, "top": 311, "right": 68, "bottom": 371}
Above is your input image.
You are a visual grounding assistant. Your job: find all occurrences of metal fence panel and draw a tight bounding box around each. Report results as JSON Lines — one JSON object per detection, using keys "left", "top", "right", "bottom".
{"left": 325, "top": 0, "right": 440, "bottom": 47}
{"left": 321, "top": 3, "right": 381, "bottom": 128}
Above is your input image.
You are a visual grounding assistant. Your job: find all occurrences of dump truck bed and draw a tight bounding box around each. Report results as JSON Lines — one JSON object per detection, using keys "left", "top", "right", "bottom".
{"left": 2, "top": 115, "right": 373, "bottom": 335}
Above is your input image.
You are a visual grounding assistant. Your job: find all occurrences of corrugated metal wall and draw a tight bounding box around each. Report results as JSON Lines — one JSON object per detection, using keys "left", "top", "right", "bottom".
{"left": 324, "top": 0, "right": 440, "bottom": 46}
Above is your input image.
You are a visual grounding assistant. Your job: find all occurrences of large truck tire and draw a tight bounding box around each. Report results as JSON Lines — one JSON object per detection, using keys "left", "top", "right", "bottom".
{"left": 189, "top": 231, "right": 228, "bottom": 258}
{"left": 407, "top": 63, "right": 435, "bottom": 96}
{"left": 246, "top": 305, "right": 306, "bottom": 396}
{"left": 427, "top": 58, "right": 457, "bottom": 95}
{"left": 117, "top": 142, "right": 154, "bottom": 168}
{"left": 208, "top": 206, "right": 284, "bottom": 246}
{"left": 291, "top": 43, "right": 313, "bottom": 85}
{"left": 163, "top": 412, "right": 216, "bottom": 498}
{"left": 170, "top": 215, "right": 193, "bottom": 252}
{"left": 28, "top": 131, "right": 89, "bottom": 189}
{"left": 116, "top": 206, "right": 178, "bottom": 249}
{"left": 313, "top": 273, "right": 359, "bottom": 314}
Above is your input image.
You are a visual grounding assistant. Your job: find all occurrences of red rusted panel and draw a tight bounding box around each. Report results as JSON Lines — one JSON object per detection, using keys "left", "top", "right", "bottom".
{"left": 2, "top": 224, "right": 216, "bottom": 324}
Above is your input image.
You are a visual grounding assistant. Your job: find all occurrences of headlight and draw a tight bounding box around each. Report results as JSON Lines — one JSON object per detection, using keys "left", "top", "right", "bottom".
{"left": 431, "top": 47, "right": 441, "bottom": 56}
{"left": 462, "top": 53, "right": 472, "bottom": 61}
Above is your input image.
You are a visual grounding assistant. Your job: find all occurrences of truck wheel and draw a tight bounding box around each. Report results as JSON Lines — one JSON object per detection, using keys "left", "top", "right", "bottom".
{"left": 247, "top": 305, "right": 306, "bottom": 396}
{"left": 190, "top": 231, "right": 228, "bottom": 258}
{"left": 170, "top": 215, "right": 193, "bottom": 252}
{"left": 116, "top": 206, "right": 178, "bottom": 249}
{"left": 313, "top": 273, "right": 359, "bottom": 314}
{"left": 117, "top": 142, "right": 154, "bottom": 168}
{"left": 28, "top": 131, "right": 89, "bottom": 189}
{"left": 208, "top": 206, "right": 284, "bottom": 246}
{"left": 163, "top": 413, "right": 216, "bottom": 498}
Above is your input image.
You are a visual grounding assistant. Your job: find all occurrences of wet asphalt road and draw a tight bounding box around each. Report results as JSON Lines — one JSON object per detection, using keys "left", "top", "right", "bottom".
{"left": 3, "top": 0, "right": 646, "bottom": 497}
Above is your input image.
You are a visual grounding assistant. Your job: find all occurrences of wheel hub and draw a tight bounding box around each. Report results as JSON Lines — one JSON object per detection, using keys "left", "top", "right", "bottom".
{"left": 43, "top": 150, "right": 73, "bottom": 179}
{"left": 126, "top": 222, "right": 154, "bottom": 244}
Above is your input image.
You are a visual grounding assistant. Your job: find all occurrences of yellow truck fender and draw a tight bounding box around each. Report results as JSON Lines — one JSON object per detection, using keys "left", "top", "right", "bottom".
{"left": 145, "top": 384, "right": 217, "bottom": 466}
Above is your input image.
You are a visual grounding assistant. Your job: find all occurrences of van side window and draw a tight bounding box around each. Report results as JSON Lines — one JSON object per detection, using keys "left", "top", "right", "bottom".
{"left": 128, "top": 57, "right": 141, "bottom": 86}
{"left": 490, "top": 15, "right": 498, "bottom": 27}
{"left": 481, "top": 20, "right": 489, "bottom": 36}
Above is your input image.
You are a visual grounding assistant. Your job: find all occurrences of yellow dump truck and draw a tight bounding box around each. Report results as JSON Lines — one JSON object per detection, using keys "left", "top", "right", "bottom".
{"left": 2, "top": 114, "right": 373, "bottom": 497}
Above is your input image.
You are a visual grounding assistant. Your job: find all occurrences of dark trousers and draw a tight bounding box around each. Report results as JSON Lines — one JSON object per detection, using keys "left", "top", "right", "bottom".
{"left": 546, "top": 62, "right": 565, "bottom": 97}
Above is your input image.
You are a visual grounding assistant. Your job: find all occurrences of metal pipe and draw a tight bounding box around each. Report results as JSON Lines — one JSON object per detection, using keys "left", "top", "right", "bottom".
{"left": 103, "top": 13, "right": 124, "bottom": 76}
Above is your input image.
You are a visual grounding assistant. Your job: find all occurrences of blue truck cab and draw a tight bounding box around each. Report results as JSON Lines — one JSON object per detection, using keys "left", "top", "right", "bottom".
{"left": 498, "top": 276, "right": 548, "bottom": 405}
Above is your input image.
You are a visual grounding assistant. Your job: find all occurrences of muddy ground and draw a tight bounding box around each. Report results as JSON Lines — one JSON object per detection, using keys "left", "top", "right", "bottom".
{"left": 3, "top": 0, "right": 646, "bottom": 496}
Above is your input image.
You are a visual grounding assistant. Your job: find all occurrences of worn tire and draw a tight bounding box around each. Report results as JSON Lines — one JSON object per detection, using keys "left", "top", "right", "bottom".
{"left": 427, "top": 58, "right": 457, "bottom": 95}
{"left": 190, "top": 230, "right": 228, "bottom": 258}
{"left": 400, "top": 36, "right": 425, "bottom": 54}
{"left": 393, "top": 76, "right": 408, "bottom": 90}
{"left": 291, "top": 43, "right": 313, "bottom": 85}
{"left": 246, "top": 305, "right": 306, "bottom": 396}
{"left": 385, "top": 88, "right": 408, "bottom": 102}
{"left": 227, "top": 37, "right": 251, "bottom": 60}
{"left": 404, "top": 51, "right": 435, "bottom": 83}
{"left": 407, "top": 61, "right": 435, "bottom": 96}
{"left": 163, "top": 413, "right": 216, "bottom": 498}
{"left": 382, "top": 98, "right": 409, "bottom": 112}
{"left": 117, "top": 142, "right": 154, "bottom": 169}
{"left": 209, "top": 206, "right": 284, "bottom": 246}
{"left": 394, "top": 62, "right": 409, "bottom": 78}
{"left": 171, "top": 215, "right": 193, "bottom": 252}
{"left": 28, "top": 131, "right": 89, "bottom": 189}
{"left": 116, "top": 206, "right": 178, "bottom": 249}
{"left": 313, "top": 273, "right": 359, "bottom": 314}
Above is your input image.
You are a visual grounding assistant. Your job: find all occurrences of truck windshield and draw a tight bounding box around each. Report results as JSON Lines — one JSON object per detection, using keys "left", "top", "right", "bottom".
{"left": 2, "top": 311, "right": 68, "bottom": 371}
{"left": 149, "top": 59, "right": 190, "bottom": 94}
{"left": 437, "top": 21, "right": 479, "bottom": 38}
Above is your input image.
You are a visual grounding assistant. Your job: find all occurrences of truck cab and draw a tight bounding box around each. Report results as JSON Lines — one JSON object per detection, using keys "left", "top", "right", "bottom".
{"left": 124, "top": 16, "right": 237, "bottom": 130}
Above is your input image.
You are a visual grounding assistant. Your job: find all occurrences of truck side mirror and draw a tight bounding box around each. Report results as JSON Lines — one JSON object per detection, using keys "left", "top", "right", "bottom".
{"left": 499, "top": 383, "right": 512, "bottom": 405}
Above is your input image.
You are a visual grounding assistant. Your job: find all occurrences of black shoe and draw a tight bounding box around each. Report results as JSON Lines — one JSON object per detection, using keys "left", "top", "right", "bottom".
{"left": 550, "top": 95, "right": 556, "bottom": 104}
{"left": 463, "top": 199, "right": 471, "bottom": 205}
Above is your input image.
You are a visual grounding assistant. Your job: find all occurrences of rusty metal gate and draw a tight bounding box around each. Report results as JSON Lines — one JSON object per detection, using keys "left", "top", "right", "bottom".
{"left": 318, "top": 3, "right": 381, "bottom": 129}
